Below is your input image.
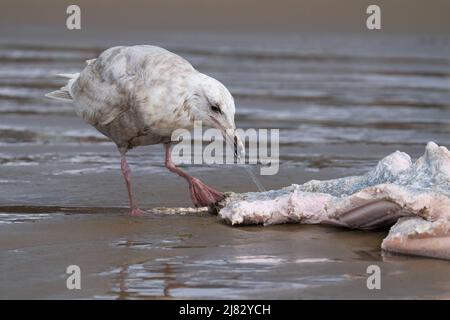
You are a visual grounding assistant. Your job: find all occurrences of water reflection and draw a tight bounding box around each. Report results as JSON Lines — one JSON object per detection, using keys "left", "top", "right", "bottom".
{"left": 105, "top": 236, "right": 343, "bottom": 299}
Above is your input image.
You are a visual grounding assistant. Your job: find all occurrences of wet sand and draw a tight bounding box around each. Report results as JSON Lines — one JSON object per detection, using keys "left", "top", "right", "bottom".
{"left": 1, "top": 30, "right": 450, "bottom": 299}
{"left": 2, "top": 205, "right": 450, "bottom": 299}
{"left": 2, "top": 166, "right": 450, "bottom": 299}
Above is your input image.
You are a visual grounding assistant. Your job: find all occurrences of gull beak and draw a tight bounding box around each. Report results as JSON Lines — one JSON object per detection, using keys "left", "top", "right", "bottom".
{"left": 222, "top": 128, "right": 245, "bottom": 161}
{"left": 233, "top": 131, "right": 245, "bottom": 160}
{"left": 209, "top": 117, "right": 245, "bottom": 160}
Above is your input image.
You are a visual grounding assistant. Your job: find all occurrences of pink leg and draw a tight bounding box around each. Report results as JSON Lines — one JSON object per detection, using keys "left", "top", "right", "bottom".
{"left": 164, "top": 143, "right": 224, "bottom": 207}
{"left": 120, "top": 153, "right": 144, "bottom": 216}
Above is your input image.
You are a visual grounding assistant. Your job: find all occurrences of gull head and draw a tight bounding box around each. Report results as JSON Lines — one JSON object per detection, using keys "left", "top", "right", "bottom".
{"left": 187, "top": 72, "right": 245, "bottom": 159}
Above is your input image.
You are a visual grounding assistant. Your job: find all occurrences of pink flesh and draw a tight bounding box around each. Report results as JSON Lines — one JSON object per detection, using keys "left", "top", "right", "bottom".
{"left": 164, "top": 143, "right": 224, "bottom": 207}
{"left": 382, "top": 233, "right": 450, "bottom": 260}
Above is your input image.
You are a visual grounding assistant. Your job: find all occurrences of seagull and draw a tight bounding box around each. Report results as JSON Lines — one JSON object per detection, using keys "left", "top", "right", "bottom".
{"left": 46, "top": 45, "right": 244, "bottom": 216}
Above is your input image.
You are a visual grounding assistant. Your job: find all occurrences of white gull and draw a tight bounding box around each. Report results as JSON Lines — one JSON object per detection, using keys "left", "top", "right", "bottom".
{"left": 46, "top": 45, "right": 244, "bottom": 215}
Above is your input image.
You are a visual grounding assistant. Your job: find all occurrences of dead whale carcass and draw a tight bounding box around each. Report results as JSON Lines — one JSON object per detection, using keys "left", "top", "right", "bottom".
{"left": 217, "top": 142, "right": 450, "bottom": 260}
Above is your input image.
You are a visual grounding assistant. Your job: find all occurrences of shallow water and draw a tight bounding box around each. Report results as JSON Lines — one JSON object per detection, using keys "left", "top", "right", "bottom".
{"left": 1, "top": 32, "right": 450, "bottom": 299}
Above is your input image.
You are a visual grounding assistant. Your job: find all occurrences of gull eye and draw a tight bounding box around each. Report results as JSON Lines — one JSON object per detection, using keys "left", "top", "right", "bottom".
{"left": 210, "top": 105, "right": 221, "bottom": 113}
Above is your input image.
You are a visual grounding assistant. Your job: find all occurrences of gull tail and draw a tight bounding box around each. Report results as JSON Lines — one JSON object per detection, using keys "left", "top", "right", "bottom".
{"left": 45, "top": 88, "right": 72, "bottom": 101}
{"left": 45, "top": 73, "right": 80, "bottom": 102}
